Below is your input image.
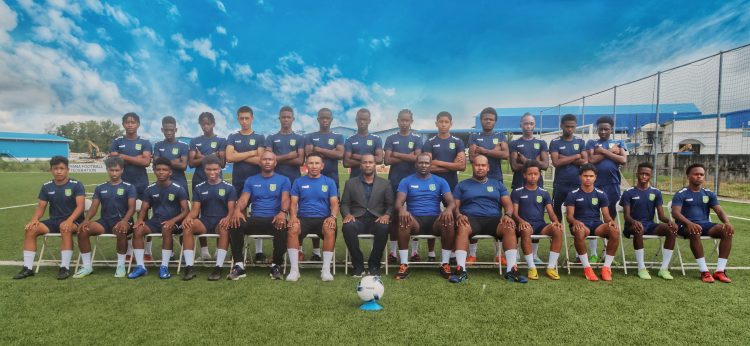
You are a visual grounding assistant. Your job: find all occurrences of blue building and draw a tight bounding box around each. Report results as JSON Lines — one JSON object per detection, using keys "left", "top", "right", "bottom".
{"left": 0, "top": 132, "right": 72, "bottom": 161}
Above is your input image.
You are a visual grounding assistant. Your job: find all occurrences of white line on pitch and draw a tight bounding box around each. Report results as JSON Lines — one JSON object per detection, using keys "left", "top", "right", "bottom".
{"left": 0, "top": 203, "right": 36, "bottom": 210}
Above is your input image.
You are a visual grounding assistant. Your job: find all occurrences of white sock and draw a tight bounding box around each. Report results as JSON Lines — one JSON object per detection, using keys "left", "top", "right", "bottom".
{"left": 201, "top": 246, "right": 210, "bottom": 257}
{"left": 255, "top": 239, "right": 263, "bottom": 254}
{"left": 411, "top": 240, "right": 420, "bottom": 255}
{"left": 579, "top": 253, "right": 590, "bottom": 267}
{"left": 126, "top": 239, "right": 133, "bottom": 256}
{"left": 216, "top": 249, "right": 227, "bottom": 267}
{"left": 548, "top": 252, "right": 560, "bottom": 269}
{"left": 184, "top": 250, "right": 195, "bottom": 266}
{"left": 532, "top": 243, "right": 539, "bottom": 258}
{"left": 288, "top": 248, "right": 299, "bottom": 271}
{"left": 604, "top": 254, "right": 615, "bottom": 268}
{"left": 399, "top": 249, "right": 409, "bottom": 264}
{"left": 428, "top": 251, "right": 436, "bottom": 258}
{"left": 660, "top": 249, "right": 673, "bottom": 270}
{"left": 161, "top": 249, "right": 172, "bottom": 267}
{"left": 505, "top": 249, "right": 518, "bottom": 272}
{"left": 134, "top": 249, "right": 145, "bottom": 266}
{"left": 23, "top": 250, "right": 35, "bottom": 269}
{"left": 389, "top": 240, "right": 398, "bottom": 255}
{"left": 696, "top": 257, "right": 708, "bottom": 272}
{"left": 588, "top": 239, "right": 597, "bottom": 255}
{"left": 525, "top": 254, "right": 536, "bottom": 269}
{"left": 441, "top": 249, "right": 452, "bottom": 264}
{"left": 455, "top": 250, "right": 467, "bottom": 268}
{"left": 716, "top": 258, "right": 728, "bottom": 272}
{"left": 234, "top": 261, "right": 245, "bottom": 269}
{"left": 322, "top": 251, "right": 333, "bottom": 273}
{"left": 468, "top": 243, "right": 478, "bottom": 257}
{"left": 117, "top": 253, "right": 126, "bottom": 267}
{"left": 635, "top": 248, "right": 645, "bottom": 269}
{"left": 312, "top": 248, "right": 321, "bottom": 257}
{"left": 145, "top": 241, "right": 153, "bottom": 255}
{"left": 61, "top": 250, "right": 73, "bottom": 269}
{"left": 81, "top": 252, "right": 92, "bottom": 269}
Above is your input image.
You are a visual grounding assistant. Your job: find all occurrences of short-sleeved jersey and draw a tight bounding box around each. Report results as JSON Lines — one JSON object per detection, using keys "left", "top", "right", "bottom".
{"left": 142, "top": 182, "right": 188, "bottom": 223}
{"left": 509, "top": 137, "right": 548, "bottom": 189}
{"left": 265, "top": 132, "right": 304, "bottom": 183}
{"left": 468, "top": 132, "right": 507, "bottom": 181}
{"left": 38, "top": 179, "right": 85, "bottom": 221}
{"left": 192, "top": 180, "right": 236, "bottom": 218}
{"left": 153, "top": 140, "right": 190, "bottom": 191}
{"left": 344, "top": 133, "right": 383, "bottom": 178}
{"left": 291, "top": 175, "right": 338, "bottom": 218}
{"left": 110, "top": 136, "right": 152, "bottom": 193}
{"left": 305, "top": 131, "right": 344, "bottom": 187}
{"left": 565, "top": 188, "right": 609, "bottom": 223}
{"left": 190, "top": 135, "right": 227, "bottom": 186}
{"left": 549, "top": 136, "right": 586, "bottom": 186}
{"left": 619, "top": 186, "right": 663, "bottom": 223}
{"left": 422, "top": 135, "right": 465, "bottom": 189}
{"left": 93, "top": 181, "right": 137, "bottom": 220}
{"left": 511, "top": 187, "right": 552, "bottom": 224}
{"left": 242, "top": 173, "right": 292, "bottom": 218}
{"left": 397, "top": 173, "right": 451, "bottom": 217}
{"left": 585, "top": 139, "right": 625, "bottom": 186}
{"left": 453, "top": 178, "right": 509, "bottom": 217}
{"left": 384, "top": 133, "right": 422, "bottom": 186}
{"left": 671, "top": 187, "right": 719, "bottom": 224}
{"left": 226, "top": 131, "right": 265, "bottom": 188}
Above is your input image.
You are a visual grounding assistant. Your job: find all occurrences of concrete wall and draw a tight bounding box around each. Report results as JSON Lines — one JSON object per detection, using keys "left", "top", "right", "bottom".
{"left": 624, "top": 154, "right": 750, "bottom": 184}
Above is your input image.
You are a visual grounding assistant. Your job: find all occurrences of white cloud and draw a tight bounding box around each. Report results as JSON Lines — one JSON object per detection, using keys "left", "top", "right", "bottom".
{"left": 83, "top": 42, "right": 105, "bottom": 63}
{"left": 96, "top": 27, "right": 111, "bottom": 41}
{"left": 132, "top": 26, "right": 164, "bottom": 45}
{"left": 171, "top": 33, "right": 217, "bottom": 63}
{"left": 219, "top": 60, "right": 230, "bottom": 73}
{"left": 0, "top": 0, "right": 18, "bottom": 44}
{"left": 231, "top": 35, "right": 239, "bottom": 48}
{"left": 232, "top": 63, "right": 253, "bottom": 83}
{"left": 369, "top": 35, "right": 391, "bottom": 50}
{"left": 215, "top": 0, "right": 226, "bottom": 13}
{"left": 103, "top": 3, "right": 138, "bottom": 27}
{"left": 216, "top": 26, "right": 226, "bottom": 35}
{"left": 187, "top": 68, "right": 198, "bottom": 83}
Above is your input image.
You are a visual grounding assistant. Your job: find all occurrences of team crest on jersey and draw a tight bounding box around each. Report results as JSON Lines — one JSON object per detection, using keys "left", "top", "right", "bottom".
{"left": 218, "top": 188, "right": 226, "bottom": 197}
{"left": 487, "top": 186, "right": 494, "bottom": 192}
{"left": 65, "top": 188, "right": 72, "bottom": 196}
{"left": 493, "top": 138, "right": 499, "bottom": 144}
{"left": 168, "top": 193, "right": 175, "bottom": 201}
{"left": 573, "top": 143, "right": 580, "bottom": 150}
{"left": 408, "top": 142, "right": 414, "bottom": 149}
{"left": 591, "top": 197, "right": 599, "bottom": 206}
{"left": 702, "top": 195, "right": 709, "bottom": 203}
{"left": 649, "top": 193, "right": 656, "bottom": 201}
{"left": 269, "top": 184, "right": 277, "bottom": 192}
{"left": 366, "top": 139, "right": 373, "bottom": 146}
{"left": 135, "top": 143, "right": 142, "bottom": 150}
{"left": 536, "top": 195, "right": 543, "bottom": 203}
{"left": 117, "top": 188, "right": 124, "bottom": 196}
{"left": 449, "top": 142, "right": 456, "bottom": 150}
{"left": 322, "top": 185, "right": 329, "bottom": 192}
{"left": 172, "top": 147, "right": 179, "bottom": 155}
{"left": 211, "top": 141, "right": 217, "bottom": 149}
{"left": 290, "top": 139, "right": 297, "bottom": 146}
{"left": 429, "top": 184, "right": 436, "bottom": 191}
{"left": 328, "top": 138, "right": 335, "bottom": 145}
{"left": 249, "top": 139, "right": 256, "bottom": 146}
{"left": 533, "top": 142, "right": 540, "bottom": 150}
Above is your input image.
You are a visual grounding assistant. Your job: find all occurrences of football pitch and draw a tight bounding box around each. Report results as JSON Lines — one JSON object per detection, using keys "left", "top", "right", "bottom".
{"left": 1, "top": 171, "right": 749, "bottom": 344}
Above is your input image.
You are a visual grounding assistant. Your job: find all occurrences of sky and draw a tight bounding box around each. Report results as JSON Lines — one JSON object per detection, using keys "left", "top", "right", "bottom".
{"left": 0, "top": 0, "right": 749, "bottom": 139}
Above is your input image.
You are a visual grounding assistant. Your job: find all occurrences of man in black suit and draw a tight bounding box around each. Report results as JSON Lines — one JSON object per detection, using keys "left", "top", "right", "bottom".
{"left": 341, "top": 154, "right": 394, "bottom": 277}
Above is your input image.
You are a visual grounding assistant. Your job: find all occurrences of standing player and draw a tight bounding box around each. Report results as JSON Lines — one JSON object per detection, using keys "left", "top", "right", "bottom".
{"left": 14, "top": 156, "right": 85, "bottom": 280}
{"left": 75, "top": 157, "right": 136, "bottom": 278}
{"left": 393, "top": 153, "right": 456, "bottom": 280}
{"left": 181, "top": 155, "right": 237, "bottom": 281}
{"left": 228, "top": 151, "right": 291, "bottom": 280}
{"left": 128, "top": 157, "right": 189, "bottom": 279}
{"left": 620, "top": 162, "right": 678, "bottom": 280}
{"left": 549, "top": 114, "right": 587, "bottom": 221}
{"left": 451, "top": 155, "right": 517, "bottom": 283}
{"left": 383, "top": 109, "right": 422, "bottom": 263}
{"left": 286, "top": 153, "right": 340, "bottom": 282}
{"left": 467, "top": 107, "right": 509, "bottom": 264}
{"left": 671, "top": 163, "right": 734, "bottom": 283}
{"left": 565, "top": 163, "right": 620, "bottom": 281}
{"left": 343, "top": 108, "right": 384, "bottom": 179}
{"left": 266, "top": 106, "right": 305, "bottom": 183}
{"left": 153, "top": 116, "right": 190, "bottom": 195}
{"left": 510, "top": 160, "right": 564, "bottom": 280}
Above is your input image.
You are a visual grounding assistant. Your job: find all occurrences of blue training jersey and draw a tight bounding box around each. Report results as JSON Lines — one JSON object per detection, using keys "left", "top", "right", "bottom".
{"left": 305, "top": 132, "right": 344, "bottom": 187}
{"left": 549, "top": 136, "right": 586, "bottom": 187}
{"left": 509, "top": 137, "right": 547, "bottom": 189}
{"left": 397, "top": 173, "right": 451, "bottom": 217}
{"left": 110, "top": 136, "right": 152, "bottom": 195}
{"left": 266, "top": 132, "right": 304, "bottom": 183}
{"left": 585, "top": 138, "right": 625, "bottom": 186}
{"left": 384, "top": 132, "right": 422, "bottom": 187}
{"left": 453, "top": 177, "right": 508, "bottom": 217}
{"left": 345, "top": 133, "right": 382, "bottom": 178}
{"left": 38, "top": 179, "right": 85, "bottom": 221}
{"left": 619, "top": 186, "right": 663, "bottom": 223}
{"left": 193, "top": 180, "right": 237, "bottom": 218}
{"left": 511, "top": 187, "right": 552, "bottom": 224}
{"left": 291, "top": 175, "right": 338, "bottom": 218}
{"left": 93, "top": 181, "right": 136, "bottom": 220}
{"left": 422, "top": 134, "right": 465, "bottom": 190}
{"left": 243, "top": 173, "right": 292, "bottom": 218}
{"left": 190, "top": 135, "right": 227, "bottom": 187}
{"left": 564, "top": 188, "right": 609, "bottom": 223}
{"left": 153, "top": 140, "right": 190, "bottom": 193}
{"left": 226, "top": 131, "right": 265, "bottom": 189}
{"left": 142, "top": 182, "right": 188, "bottom": 223}
{"left": 671, "top": 187, "right": 718, "bottom": 224}
{"left": 467, "top": 132, "right": 507, "bottom": 181}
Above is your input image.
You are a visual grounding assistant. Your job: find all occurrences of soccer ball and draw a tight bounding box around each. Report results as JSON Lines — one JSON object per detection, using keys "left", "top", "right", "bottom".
{"left": 356, "top": 275, "right": 384, "bottom": 302}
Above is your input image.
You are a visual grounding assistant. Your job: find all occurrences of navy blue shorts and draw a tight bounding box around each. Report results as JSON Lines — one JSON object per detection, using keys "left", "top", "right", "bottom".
{"left": 623, "top": 221, "right": 659, "bottom": 238}
{"left": 41, "top": 218, "right": 81, "bottom": 233}
{"left": 145, "top": 219, "right": 182, "bottom": 235}
{"left": 199, "top": 216, "right": 222, "bottom": 233}
{"left": 467, "top": 216, "right": 500, "bottom": 238}
{"left": 570, "top": 220, "right": 604, "bottom": 235}
{"left": 95, "top": 218, "right": 133, "bottom": 234}
{"left": 678, "top": 221, "right": 717, "bottom": 238}
{"left": 529, "top": 221, "right": 549, "bottom": 235}
{"left": 414, "top": 215, "right": 440, "bottom": 236}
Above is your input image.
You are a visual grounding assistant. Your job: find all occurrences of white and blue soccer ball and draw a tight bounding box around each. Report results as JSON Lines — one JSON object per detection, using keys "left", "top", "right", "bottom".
{"left": 356, "top": 275, "right": 384, "bottom": 302}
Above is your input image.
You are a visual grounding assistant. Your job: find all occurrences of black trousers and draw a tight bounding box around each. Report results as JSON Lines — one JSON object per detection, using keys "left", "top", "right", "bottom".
{"left": 229, "top": 217, "right": 287, "bottom": 266}
{"left": 342, "top": 214, "right": 389, "bottom": 271}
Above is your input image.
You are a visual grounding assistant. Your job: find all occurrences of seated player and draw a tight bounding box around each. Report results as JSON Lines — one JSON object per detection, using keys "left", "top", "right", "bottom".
{"left": 75, "top": 157, "right": 136, "bottom": 278}
{"left": 620, "top": 162, "right": 677, "bottom": 280}
{"left": 671, "top": 163, "right": 734, "bottom": 283}
{"left": 511, "top": 160, "right": 564, "bottom": 280}
{"left": 564, "top": 163, "right": 620, "bottom": 281}
{"left": 181, "top": 155, "right": 237, "bottom": 281}
{"left": 228, "top": 151, "right": 291, "bottom": 281}
{"left": 128, "top": 157, "right": 189, "bottom": 279}
{"left": 286, "top": 153, "right": 339, "bottom": 282}
{"left": 14, "top": 156, "right": 85, "bottom": 280}
{"left": 393, "top": 153, "right": 456, "bottom": 280}
{"left": 452, "top": 155, "right": 517, "bottom": 283}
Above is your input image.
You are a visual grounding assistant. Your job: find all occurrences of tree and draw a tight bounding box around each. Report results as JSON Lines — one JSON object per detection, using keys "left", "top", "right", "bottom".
{"left": 51, "top": 120, "right": 123, "bottom": 153}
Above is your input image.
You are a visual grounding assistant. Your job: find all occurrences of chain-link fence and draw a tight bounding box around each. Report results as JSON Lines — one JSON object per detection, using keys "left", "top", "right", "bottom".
{"left": 539, "top": 43, "right": 750, "bottom": 200}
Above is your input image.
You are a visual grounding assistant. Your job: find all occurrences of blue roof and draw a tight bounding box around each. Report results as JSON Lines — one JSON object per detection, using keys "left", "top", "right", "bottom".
{"left": 489, "top": 103, "right": 700, "bottom": 117}
{"left": 0, "top": 132, "right": 72, "bottom": 142}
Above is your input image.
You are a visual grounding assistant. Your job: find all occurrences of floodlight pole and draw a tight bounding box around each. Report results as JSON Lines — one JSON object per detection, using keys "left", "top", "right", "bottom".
{"left": 613, "top": 86, "right": 617, "bottom": 140}
{"left": 714, "top": 51, "right": 724, "bottom": 194}
{"left": 652, "top": 72, "right": 662, "bottom": 186}
{"left": 670, "top": 111, "right": 677, "bottom": 193}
